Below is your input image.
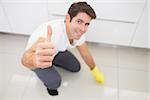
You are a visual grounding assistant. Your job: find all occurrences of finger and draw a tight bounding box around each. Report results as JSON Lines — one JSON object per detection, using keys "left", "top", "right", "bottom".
{"left": 36, "top": 49, "right": 55, "bottom": 56}
{"left": 37, "top": 62, "right": 52, "bottom": 68}
{"left": 37, "top": 42, "right": 55, "bottom": 50}
{"left": 36, "top": 56, "right": 53, "bottom": 62}
{"left": 47, "top": 25, "right": 52, "bottom": 42}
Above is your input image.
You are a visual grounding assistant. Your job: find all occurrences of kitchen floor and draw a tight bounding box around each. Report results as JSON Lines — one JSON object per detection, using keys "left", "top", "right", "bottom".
{"left": 0, "top": 33, "right": 149, "bottom": 100}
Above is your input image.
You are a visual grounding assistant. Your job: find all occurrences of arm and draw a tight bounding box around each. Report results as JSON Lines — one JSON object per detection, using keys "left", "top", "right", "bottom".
{"left": 77, "top": 42, "right": 105, "bottom": 84}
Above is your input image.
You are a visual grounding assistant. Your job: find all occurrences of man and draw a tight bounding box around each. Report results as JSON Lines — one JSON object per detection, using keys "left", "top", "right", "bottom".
{"left": 21, "top": 2, "right": 105, "bottom": 96}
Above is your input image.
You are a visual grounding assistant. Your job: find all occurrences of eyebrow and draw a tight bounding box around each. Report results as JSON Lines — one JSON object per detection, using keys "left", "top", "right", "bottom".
{"left": 78, "top": 19, "right": 90, "bottom": 26}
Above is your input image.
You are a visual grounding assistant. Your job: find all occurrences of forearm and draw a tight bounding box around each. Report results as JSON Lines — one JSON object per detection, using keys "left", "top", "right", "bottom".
{"left": 21, "top": 49, "right": 37, "bottom": 69}
{"left": 77, "top": 43, "right": 105, "bottom": 84}
{"left": 81, "top": 53, "right": 96, "bottom": 70}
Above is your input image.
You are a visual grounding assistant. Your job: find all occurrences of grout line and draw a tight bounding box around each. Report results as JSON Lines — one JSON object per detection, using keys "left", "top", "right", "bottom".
{"left": 52, "top": 13, "right": 136, "bottom": 24}
{"left": 116, "top": 47, "right": 120, "bottom": 100}
{"left": 146, "top": 70, "right": 149, "bottom": 100}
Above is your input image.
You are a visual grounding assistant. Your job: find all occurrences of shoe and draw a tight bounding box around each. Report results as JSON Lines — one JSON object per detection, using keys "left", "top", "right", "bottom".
{"left": 47, "top": 88, "right": 58, "bottom": 96}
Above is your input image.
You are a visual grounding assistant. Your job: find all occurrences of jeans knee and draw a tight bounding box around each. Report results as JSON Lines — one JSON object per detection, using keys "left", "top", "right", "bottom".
{"left": 71, "top": 63, "right": 81, "bottom": 72}
{"left": 45, "top": 76, "right": 62, "bottom": 89}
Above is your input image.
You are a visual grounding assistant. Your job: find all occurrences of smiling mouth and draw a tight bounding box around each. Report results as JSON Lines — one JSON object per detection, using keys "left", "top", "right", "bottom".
{"left": 76, "top": 34, "right": 81, "bottom": 37}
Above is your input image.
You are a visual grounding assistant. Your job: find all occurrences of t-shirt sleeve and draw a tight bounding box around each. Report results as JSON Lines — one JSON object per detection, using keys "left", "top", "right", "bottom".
{"left": 75, "top": 34, "right": 86, "bottom": 46}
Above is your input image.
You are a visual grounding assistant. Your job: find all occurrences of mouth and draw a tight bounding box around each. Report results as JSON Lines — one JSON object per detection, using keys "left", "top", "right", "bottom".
{"left": 75, "top": 34, "right": 82, "bottom": 40}
{"left": 75, "top": 33, "right": 81, "bottom": 37}
{"left": 76, "top": 31, "right": 83, "bottom": 36}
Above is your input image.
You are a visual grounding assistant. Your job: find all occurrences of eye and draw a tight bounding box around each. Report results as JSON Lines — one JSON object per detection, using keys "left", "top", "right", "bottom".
{"left": 85, "top": 23, "right": 90, "bottom": 27}
{"left": 77, "top": 20, "right": 82, "bottom": 24}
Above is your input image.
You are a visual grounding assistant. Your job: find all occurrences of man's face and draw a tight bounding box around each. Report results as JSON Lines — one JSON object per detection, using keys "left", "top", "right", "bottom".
{"left": 69, "top": 12, "right": 92, "bottom": 40}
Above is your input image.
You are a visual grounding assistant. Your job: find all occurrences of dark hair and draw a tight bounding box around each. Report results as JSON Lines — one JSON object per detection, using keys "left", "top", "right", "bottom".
{"left": 68, "top": 2, "right": 96, "bottom": 21}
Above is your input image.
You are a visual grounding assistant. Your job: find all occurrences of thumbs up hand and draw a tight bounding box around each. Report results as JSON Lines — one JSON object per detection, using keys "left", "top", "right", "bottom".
{"left": 33, "top": 25, "right": 55, "bottom": 69}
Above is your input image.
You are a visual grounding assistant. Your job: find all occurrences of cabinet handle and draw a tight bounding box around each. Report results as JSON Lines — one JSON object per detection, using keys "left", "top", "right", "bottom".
{"left": 52, "top": 13, "right": 136, "bottom": 24}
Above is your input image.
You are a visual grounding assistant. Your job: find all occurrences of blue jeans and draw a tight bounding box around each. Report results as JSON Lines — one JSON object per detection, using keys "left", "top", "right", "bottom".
{"left": 32, "top": 50, "right": 81, "bottom": 89}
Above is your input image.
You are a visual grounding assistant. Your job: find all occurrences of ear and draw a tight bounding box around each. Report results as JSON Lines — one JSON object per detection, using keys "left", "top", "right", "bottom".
{"left": 65, "top": 14, "right": 71, "bottom": 35}
{"left": 65, "top": 14, "right": 71, "bottom": 22}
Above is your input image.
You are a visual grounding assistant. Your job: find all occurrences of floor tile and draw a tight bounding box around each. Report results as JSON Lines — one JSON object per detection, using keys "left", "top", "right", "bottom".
{"left": 119, "top": 68, "right": 147, "bottom": 100}
{"left": 118, "top": 47, "right": 148, "bottom": 71}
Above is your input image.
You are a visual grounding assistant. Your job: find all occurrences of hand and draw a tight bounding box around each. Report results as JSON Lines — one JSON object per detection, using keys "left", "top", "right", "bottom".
{"left": 91, "top": 66, "right": 105, "bottom": 84}
{"left": 35, "top": 25, "right": 55, "bottom": 68}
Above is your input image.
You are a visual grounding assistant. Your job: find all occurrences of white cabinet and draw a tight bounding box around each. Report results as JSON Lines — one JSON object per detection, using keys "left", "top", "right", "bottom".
{"left": 47, "top": 1, "right": 70, "bottom": 20}
{"left": 1, "top": 0, "right": 48, "bottom": 35}
{"left": 130, "top": 3, "right": 148, "bottom": 48}
{"left": 87, "top": 1, "right": 146, "bottom": 47}
{"left": 0, "top": 3, "right": 11, "bottom": 32}
{"left": 86, "top": 20, "right": 136, "bottom": 46}
{"left": 90, "top": 2, "right": 145, "bottom": 23}
{"left": 48, "top": 1, "right": 147, "bottom": 48}
{"left": 148, "top": 0, "right": 150, "bottom": 49}
{"left": 0, "top": 0, "right": 148, "bottom": 48}
{"left": 48, "top": 1, "right": 144, "bottom": 22}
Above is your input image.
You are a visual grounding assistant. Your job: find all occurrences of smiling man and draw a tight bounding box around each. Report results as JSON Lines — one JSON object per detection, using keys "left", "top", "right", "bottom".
{"left": 21, "top": 2, "right": 105, "bottom": 96}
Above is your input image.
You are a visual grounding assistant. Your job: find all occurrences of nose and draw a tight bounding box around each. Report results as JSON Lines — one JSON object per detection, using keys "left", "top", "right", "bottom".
{"left": 80, "top": 24, "right": 86, "bottom": 33}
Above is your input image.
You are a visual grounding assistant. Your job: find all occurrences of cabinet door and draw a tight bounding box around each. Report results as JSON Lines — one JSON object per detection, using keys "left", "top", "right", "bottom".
{"left": 92, "top": 1, "right": 144, "bottom": 22}
{"left": 47, "top": 1, "right": 70, "bottom": 20}
{"left": 130, "top": 3, "right": 147, "bottom": 48}
{"left": 47, "top": 1, "right": 146, "bottom": 48}
{"left": 86, "top": 1, "right": 146, "bottom": 48}
{"left": 48, "top": 1, "right": 144, "bottom": 22}
{"left": 86, "top": 20, "right": 136, "bottom": 46}
{"left": 1, "top": 0, "right": 48, "bottom": 35}
{"left": 0, "top": 3, "right": 11, "bottom": 32}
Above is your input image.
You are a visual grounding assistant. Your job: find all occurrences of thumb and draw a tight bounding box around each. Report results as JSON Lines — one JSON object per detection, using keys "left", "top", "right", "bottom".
{"left": 47, "top": 25, "right": 52, "bottom": 42}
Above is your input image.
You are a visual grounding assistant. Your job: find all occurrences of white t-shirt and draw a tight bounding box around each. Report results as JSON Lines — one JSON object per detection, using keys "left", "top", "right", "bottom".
{"left": 26, "top": 19, "right": 86, "bottom": 56}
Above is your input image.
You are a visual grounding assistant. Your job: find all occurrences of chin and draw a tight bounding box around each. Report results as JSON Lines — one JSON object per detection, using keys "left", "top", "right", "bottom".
{"left": 73, "top": 34, "right": 81, "bottom": 40}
